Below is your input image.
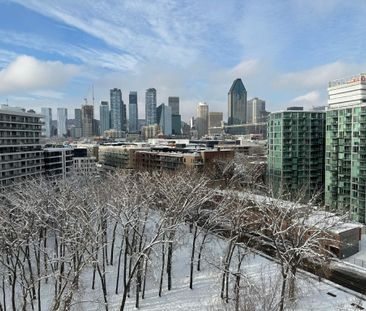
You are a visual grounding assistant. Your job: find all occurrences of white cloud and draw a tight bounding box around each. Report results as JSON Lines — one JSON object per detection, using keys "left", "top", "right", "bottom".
{"left": 227, "top": 59, "right": 260, "bottom": 79}
{"left": 0, "top": 55, "right": 80, "bottom": 94}
{"left": 276, "top": 61, "right": 363, "bottom": 89}
{"left": 289, "top": 90, "right": 324, "bottom": 109}
{"left": 30, "top": 90, "right": 65, "bottom": 99}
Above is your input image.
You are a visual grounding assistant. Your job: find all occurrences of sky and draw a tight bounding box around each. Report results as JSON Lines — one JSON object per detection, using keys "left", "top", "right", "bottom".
{"left": 0, "top": 0, "right": 365, "bottom": 121}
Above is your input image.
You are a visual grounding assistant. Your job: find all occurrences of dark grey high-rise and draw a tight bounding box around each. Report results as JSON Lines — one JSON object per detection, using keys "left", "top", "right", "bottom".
{"left": 168, "top": 96, "right": 179, "bottom": 115}
{"left": 145, "top": 88, "right": 157, "bottom": 125}
{"left": 100, "top": 101, "right": 110, "bottom": 135}
{"left": 110, "top": 88, "right": 127, "bottom": 131}
{"left": 228, "top": 78, "right": 247, "bottom": 125}
{"left": 129, "top": 91, "right": 138, "bottom": 132}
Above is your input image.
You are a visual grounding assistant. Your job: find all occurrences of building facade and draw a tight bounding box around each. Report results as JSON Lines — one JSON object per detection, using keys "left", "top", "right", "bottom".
{"left": 172, "top": 114, "right": 182, "bottom": 135}
{"left": 325, "top": 74, "right": 366, "bottom": 223}
{"left": 129, "top": 91, "right": 138, "bottom": 132}
{"left": 57, "top": 108, "right": 68, "bottom": 138}
{"left": 81, "top": 104, "right": 94, "bottom": 138}
{"left": 41, "top": 107, "right": 52, "bottom": 138}
{"left": 157, "top": 104, "right": 172, "bottom": 136}
{"left": 110, "top": 88, "right": 127, "bottom": 132}
{"left": 267, "top": 108, "right": 326, "bottom": 201}
{"left": 0, "top": 106, "right": 44, "bottom": 187}
{"left": 44, "top": 147, "right": 73, "bottom": 179}
{"left": 145, "top": 88, "right": 157, "bottom": 125}
{"left": 196, "top": 102, "right": 209, "bottom": 138}
{"left": 100, "top": 101, "right": 110, "bottom": 136}
{"left": 168, "top": 96, "right": 179, "bottom": 115}
{"left": 228, "top": 78, "right": 247, "bottom": 125}
{"left": 247, "top": 97, "right": 269, "bottom": 124}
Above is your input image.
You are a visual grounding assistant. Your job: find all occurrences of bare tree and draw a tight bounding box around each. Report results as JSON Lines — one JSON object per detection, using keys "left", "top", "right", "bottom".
{"left": 254, "top": 195, "right": 341, "bottom": 311}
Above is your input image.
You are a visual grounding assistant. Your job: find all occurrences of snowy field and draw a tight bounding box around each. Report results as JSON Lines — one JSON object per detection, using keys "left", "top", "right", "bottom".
{"left": 64, "top": 229, "right": 365, "bottom": 311}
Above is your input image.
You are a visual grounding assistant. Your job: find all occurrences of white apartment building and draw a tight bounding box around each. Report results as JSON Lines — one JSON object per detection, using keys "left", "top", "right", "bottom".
{"left": 0, "top": 106, "right": 44, "bottom": 187}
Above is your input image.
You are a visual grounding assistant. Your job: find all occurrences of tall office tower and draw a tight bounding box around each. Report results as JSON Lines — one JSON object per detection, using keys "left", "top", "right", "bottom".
{"left": 57, "top": 108, "right": 68, "bottom": 137}
{"left": 325, "top": 74, "right": 366, "bottom": 223}
{"left": 110, "top": 88, "right": 127, "bottom": 131}
{"left": 100, "top": 101, "right": 110, "bottom": 135}
{"left": 228, "top": 78, "right": 247, "bottom": 125}
{"left": 247, "top": 97, "right": 268, "bottom": 124}
{"left": 41, "top": 107, "right": 52, "bottom": 137}
{"left": 168, "top": 96, "right": 179, "bottom": 115}
{"left": 168, "top": 96, "right": 181, "bottom": 135}
{"left": 208, "top": 112, "right": 223, "bottom": 128}
{"left": 157, "top": 103, "right": 172, "bottom": 136}
{"left": 75, "top": 108, "right": 82, "bottom": 128}
{"left": 172, "top": 115, "right": 182, "bottom": 135}
{"left": 81, "top": 104, "right": 94, "bottom": 137}
{"left": 267, "top": 107, "right": 325, "bottom": 201}
{"left": 0, "top": 105, "right": 44, "bottom": 187}
{"left": 196, "top": 102, "right": 209, "bottom": 138}
{"left": 145, "top": 88, "right": 157, "bottom": 125}
{"left": 129, "top": 91, "right": 138, "bottom": 132}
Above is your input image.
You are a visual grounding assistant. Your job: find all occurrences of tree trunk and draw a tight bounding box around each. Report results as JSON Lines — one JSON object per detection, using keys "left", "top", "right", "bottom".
{"left": 166, "top": 231, "right": 175, "bottom": 291}
{"left": 142, "top": 248, "right": 152, "bottom": 300}
{"left": 288, "top": 265, "right": 297, "bottom": 301}
{"left": 115, "top": 238, "right": 124, "bottom": 294}
{"left": 110, "top": 222, "right": 118, "bottom": 266}
{"left": 189, "top": 225, "right": 198, "bottom": 289}
{"left": 159, "top": 241, "right": 166, "bottom": 297}
{"left": 197, "top": 232, "right": 208, "bottom": 272}
{"left": 2, "top": 276, "right": 6, "bottom": 311}
{"left": 96, "top": 264, "right": 109, "bottom": 311}
{"left": 279, "top": 268, "right": 289, "bottom": 311}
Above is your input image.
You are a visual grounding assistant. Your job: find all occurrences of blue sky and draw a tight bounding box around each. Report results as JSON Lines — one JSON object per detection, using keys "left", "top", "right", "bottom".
{"left": 0, "top": 0, "right": 365, "bottom": 120}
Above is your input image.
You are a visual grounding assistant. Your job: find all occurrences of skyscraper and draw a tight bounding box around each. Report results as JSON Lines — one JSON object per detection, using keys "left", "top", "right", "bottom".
{"left": 267, "top": 107, "right": 325, "bottom": 201}
{"left": 57, "top": 108, "right": 68, "bottom": 137}
{"left": 168, "top": 96, "right": 179, "bottom": 115}
{"left": 325, "top": 74, "right": 366, "bottom": 223}
{"left": 208, "top": 112, "right": 223, "bottom": 128}
{"left": 100, "top": 101, "right": 110, "bottom": 135}
{"left": 82, "top": 104, "right": 94, "bottom": 137}
{"left": 75, "top": 108, "right": 82, "bottom": 128}
{"left": 129, "top": 91, "right": 138, "bottom": 132}
{"left": 145, "top": 88, "right": 157, "bottom": 125}
{"left": 247, "top": 97, "right": 269, "bottom": 124}
{"left": 72, "top": 108, "right": 82, "bottom": 138}
{"left": 172, "top": 115, "right": 182, "bottom": 135}
{"left": 41, "top": 107, "right": 52, "bottom": 138}
{"left": 228, "top": 78, "right": 247, "bottom": 125}
{"left": 196, "top": 102, "right": 209, "bottom": 138}
{"left": 169, "top": 96, "right": 181, "bottom": 135}
{"left": 157, "top": 103, "right": 172, "bottom": 136}
{"left": 110, "top": 88, "right": 127, "bottom": 131}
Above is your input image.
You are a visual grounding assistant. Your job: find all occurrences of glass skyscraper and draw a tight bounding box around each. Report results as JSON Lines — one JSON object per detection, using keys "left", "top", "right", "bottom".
{"left": 129, "top": 91, "right": 138, "bottom": 132}
{"left": 110, "top": 88, "right": 127, "bottom": 131}
{"left": 145, "top": 88, "right": 157, "bottom": 125}
{"left": 41, "top": 107, "right": 52, "bottom": 137}
{"left": 228, "top": 78, "right": 247, "bottom": 125}
{"left": 57, "top": 108, "right": 68, "bottom": 137}
{"left": 100, "top": 101, "right": 110, "bottom": 135}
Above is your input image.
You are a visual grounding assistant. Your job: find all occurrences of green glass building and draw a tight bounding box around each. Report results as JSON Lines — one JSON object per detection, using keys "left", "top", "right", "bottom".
{"left": 267, "top": 107, "right": 326, "bottom": 201}
{"left": 325, "top": 74, "right": 366, "bottom": 223}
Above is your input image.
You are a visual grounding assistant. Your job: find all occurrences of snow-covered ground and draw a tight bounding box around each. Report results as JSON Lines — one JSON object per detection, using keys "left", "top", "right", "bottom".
{"left": 75, "top": 229, "right": 365, "bottom": 311}
{"left": 4, "top": 226, "right": 365, "bottom": 310}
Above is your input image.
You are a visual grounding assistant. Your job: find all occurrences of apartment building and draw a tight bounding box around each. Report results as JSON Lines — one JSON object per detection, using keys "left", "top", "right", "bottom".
{"left": 267, "top": 107, "right": 326, "bottom": 201}
{"left": 0, "top": 106, "right": 44, "bottom": 187}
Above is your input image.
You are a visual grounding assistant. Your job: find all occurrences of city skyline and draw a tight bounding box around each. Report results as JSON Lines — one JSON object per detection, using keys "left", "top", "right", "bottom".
{"left": 0, "top": 1, "right": 365, "bottom": 121}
